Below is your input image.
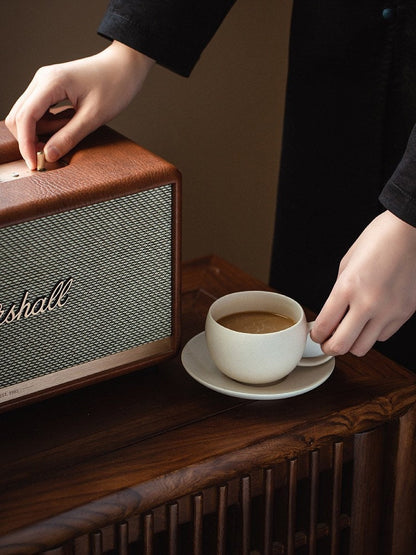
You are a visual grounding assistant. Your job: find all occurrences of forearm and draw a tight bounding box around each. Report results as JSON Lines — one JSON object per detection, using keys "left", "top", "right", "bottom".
{"left": 98, "top": 0, "right": 237, "bottom": 77}
{"left": 92, "top": 40, "right": 156, "bottom": 105}
{"left": 379, "top": 123, "right": 416, "bottom": 227}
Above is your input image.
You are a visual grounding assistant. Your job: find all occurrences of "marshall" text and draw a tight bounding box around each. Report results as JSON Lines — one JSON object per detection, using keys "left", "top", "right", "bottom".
{"left": 0, "top": 278, "right": 73, "bottom": 326}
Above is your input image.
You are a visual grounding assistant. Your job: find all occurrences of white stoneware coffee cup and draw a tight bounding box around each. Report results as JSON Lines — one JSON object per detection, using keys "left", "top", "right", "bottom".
{"left": 205, "top": 291, "right": 327, "bottom": 384}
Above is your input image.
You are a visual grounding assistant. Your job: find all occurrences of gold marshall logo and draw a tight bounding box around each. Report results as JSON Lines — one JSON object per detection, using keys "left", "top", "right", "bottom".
{"left": 0, "top": 278, "right": 73, "bottom": 326}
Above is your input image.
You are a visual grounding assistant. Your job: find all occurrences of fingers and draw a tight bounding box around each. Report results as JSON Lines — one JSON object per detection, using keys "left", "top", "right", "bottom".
{"left": 322, "top": 315, "right": 382, "bottom": 357}
{"left": 42, "top": 107, "right": 99, "bottom": 163}
{"left": 7, "top": 93, "right": 90, "bottom": 169}
{"left": 312, "top": 276, "right": 389, "bottom": 358}
{"left": 7, "top": 78, "right": 100, "bottom": 169}
{"left": 6, "top": 43, "right": 155, "bottom": 170}
{"left": 311, "top": 272, "right": 390, "bottom": 358}
{"left": 6, "top": 103, "right": 38, "bottom": 170}
{"left": 6, "top": 71, "right": 68, "bottom": 169}
{"left": 314, "top": 311, "right": 408, "bottom": 359}
{"left": 310, "top": 212, "right": 416, "bottom": 358}
{"left": 36, "top": 107, "right": 76, "bottom": 135}
{"left": 314, "top": 303, "right": 369, "bottom": 357}
{"left": 5, "top": 62, "right": 91, "bottom": 169}
{"left": 311, "top": 293, "right": 348, "bottom": 347}
{"left": 313, "top": 300, "right": 382, "bottom": 358}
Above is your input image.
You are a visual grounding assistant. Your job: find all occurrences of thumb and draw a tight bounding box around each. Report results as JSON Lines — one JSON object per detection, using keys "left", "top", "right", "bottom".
{"left": 43, "top": 110, "right": 102, "bottom": 162}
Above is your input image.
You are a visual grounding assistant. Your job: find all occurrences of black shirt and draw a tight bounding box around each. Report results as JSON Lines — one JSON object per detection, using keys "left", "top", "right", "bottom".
{"left": 98, "top": 0, "right": 416, "bottom": 228}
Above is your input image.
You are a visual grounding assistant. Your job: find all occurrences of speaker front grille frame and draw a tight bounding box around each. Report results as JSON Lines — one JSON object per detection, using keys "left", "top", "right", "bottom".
{"left": 0, "top": 183, "right": 178, "bottom": 403}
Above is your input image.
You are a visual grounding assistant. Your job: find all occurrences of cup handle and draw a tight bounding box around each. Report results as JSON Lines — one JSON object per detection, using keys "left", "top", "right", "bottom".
{"left": 296, "top": 321, "right": 333, "bottom": 367}
{"left": 303, "top": 321, "right": 324, "bottom": 358}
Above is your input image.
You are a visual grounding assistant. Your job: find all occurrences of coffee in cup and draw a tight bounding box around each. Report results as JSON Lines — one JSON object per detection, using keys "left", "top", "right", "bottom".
{"left": 217, "top": 311, "right": 295, "bottom": 334}
{"left": 205, "top": 291, "right": 325, "bottom": 384}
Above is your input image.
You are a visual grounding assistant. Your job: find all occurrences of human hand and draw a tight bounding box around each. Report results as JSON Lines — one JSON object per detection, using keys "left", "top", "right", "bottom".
{"left": 311, "top": 211, "right": 416, "bottom": 357}
{"left": 5, "top": 41, "right": 155, "bottom": 169}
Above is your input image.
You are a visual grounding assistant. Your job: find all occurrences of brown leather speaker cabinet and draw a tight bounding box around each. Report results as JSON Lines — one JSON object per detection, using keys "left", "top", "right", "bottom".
{"left": 0, "top": 122, "right": 181, "bottom": 412}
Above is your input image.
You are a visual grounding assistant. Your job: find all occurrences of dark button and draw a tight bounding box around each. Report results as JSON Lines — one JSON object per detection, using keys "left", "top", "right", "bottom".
{"left": 382, "top": 7, "right": 395, "bottom": 19}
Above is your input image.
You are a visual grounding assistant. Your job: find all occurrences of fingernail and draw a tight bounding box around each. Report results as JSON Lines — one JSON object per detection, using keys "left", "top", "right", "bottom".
{"left": 45, "top": 145, "right": 60, "bottom": 162}
{"left": 25, "top": 158, "right": 36, "bottom": 171}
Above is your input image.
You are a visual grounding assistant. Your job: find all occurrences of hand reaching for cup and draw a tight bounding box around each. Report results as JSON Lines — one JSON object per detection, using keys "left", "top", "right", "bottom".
{"left": 5, "top": 41, "right": 155, "bottom": 170}
{"left": 311, "top": 210, "right": 416, "bottom": 357}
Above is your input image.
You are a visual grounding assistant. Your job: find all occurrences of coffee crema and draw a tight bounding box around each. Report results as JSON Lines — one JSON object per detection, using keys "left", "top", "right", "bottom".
{"left": 217, "top": 310, "right": 295, "bottom": 334}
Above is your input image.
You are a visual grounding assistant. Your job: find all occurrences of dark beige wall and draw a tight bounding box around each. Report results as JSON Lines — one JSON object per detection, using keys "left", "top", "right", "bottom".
{"left": 0, "top": 0, "right": 292, "bottom": 282}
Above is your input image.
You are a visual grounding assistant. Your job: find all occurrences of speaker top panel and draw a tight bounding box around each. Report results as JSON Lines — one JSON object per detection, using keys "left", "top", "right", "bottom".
{"left": 0, "top": 122, "right": 181, "bottom": 228}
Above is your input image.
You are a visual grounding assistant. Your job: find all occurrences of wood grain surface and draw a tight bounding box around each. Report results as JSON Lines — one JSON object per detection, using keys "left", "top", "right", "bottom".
{"left": 1, "top": 255, "right": 416, "bottom": 554}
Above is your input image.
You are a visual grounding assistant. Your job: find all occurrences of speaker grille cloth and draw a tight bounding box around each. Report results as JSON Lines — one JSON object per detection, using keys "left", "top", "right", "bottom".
{"left": 1, "top": 185, "right": 174, "bottom": 387}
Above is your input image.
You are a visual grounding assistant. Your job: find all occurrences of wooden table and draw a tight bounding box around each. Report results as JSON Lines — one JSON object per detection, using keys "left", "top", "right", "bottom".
{"left": 1, "top": 255, "right": 416, "bottom": 555}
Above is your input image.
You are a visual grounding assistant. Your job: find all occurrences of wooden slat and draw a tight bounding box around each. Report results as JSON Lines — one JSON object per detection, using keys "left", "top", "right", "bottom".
{"left": 117, "top": 521, "right": 128, "bottom": 555}
{"left": 287, "top": 459, "right": 297, "bottom": 555}
{"left": 350, "top": 427, "right": 384, "bottom": 555}
{"left": 263, "top": 468, "right": 274, "bottom": 555}
{"left": 330, "top": 442, "right": 343, "bottom": 555}
{"left": 90, "top": 531, "right": 102, "bottom": 555}
{"left": 309, "top": 450, "right": 319, "bottom": 555}
{"left": 143, "top": 513, "right": 153, "bottom": 555}
{"left": 168, "top": 503, "right": 178, "bottom": 555}
{"left": 193, "top": 493, "right": 203, "bottom": 555}
{"left": 216, "top": 485, "right": 228, "bottom": 555}
{"left": 241, "top": 475, "right": 251, "bottom": 555}
{"left": 389, "top": 405, "right": 416, "bottom": 555}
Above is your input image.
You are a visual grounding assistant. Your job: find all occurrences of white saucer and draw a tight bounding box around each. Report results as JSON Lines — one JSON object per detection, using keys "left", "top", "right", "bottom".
{"left": 181, "top": 332, "right": 335, "bottom": 400}
{"left": 298, "top": 352, "right": 333, "bottom": 367}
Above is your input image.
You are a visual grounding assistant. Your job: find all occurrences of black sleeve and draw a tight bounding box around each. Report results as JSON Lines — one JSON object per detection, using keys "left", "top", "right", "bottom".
{"left": 98, "top": 0, "right": 237, "bottom": 77}
{"left": 379, "top": 124, "right": 416, "bottom": 227}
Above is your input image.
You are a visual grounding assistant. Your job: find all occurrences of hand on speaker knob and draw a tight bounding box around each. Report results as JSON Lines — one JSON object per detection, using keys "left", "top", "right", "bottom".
{"left": 6, "top": 41, "right": 155, "bottom": 170}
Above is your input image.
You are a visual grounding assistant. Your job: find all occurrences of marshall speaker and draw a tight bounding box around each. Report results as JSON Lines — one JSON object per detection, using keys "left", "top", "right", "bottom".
{"left": 0, "top": 122, "right": 181, "bottom": 412}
